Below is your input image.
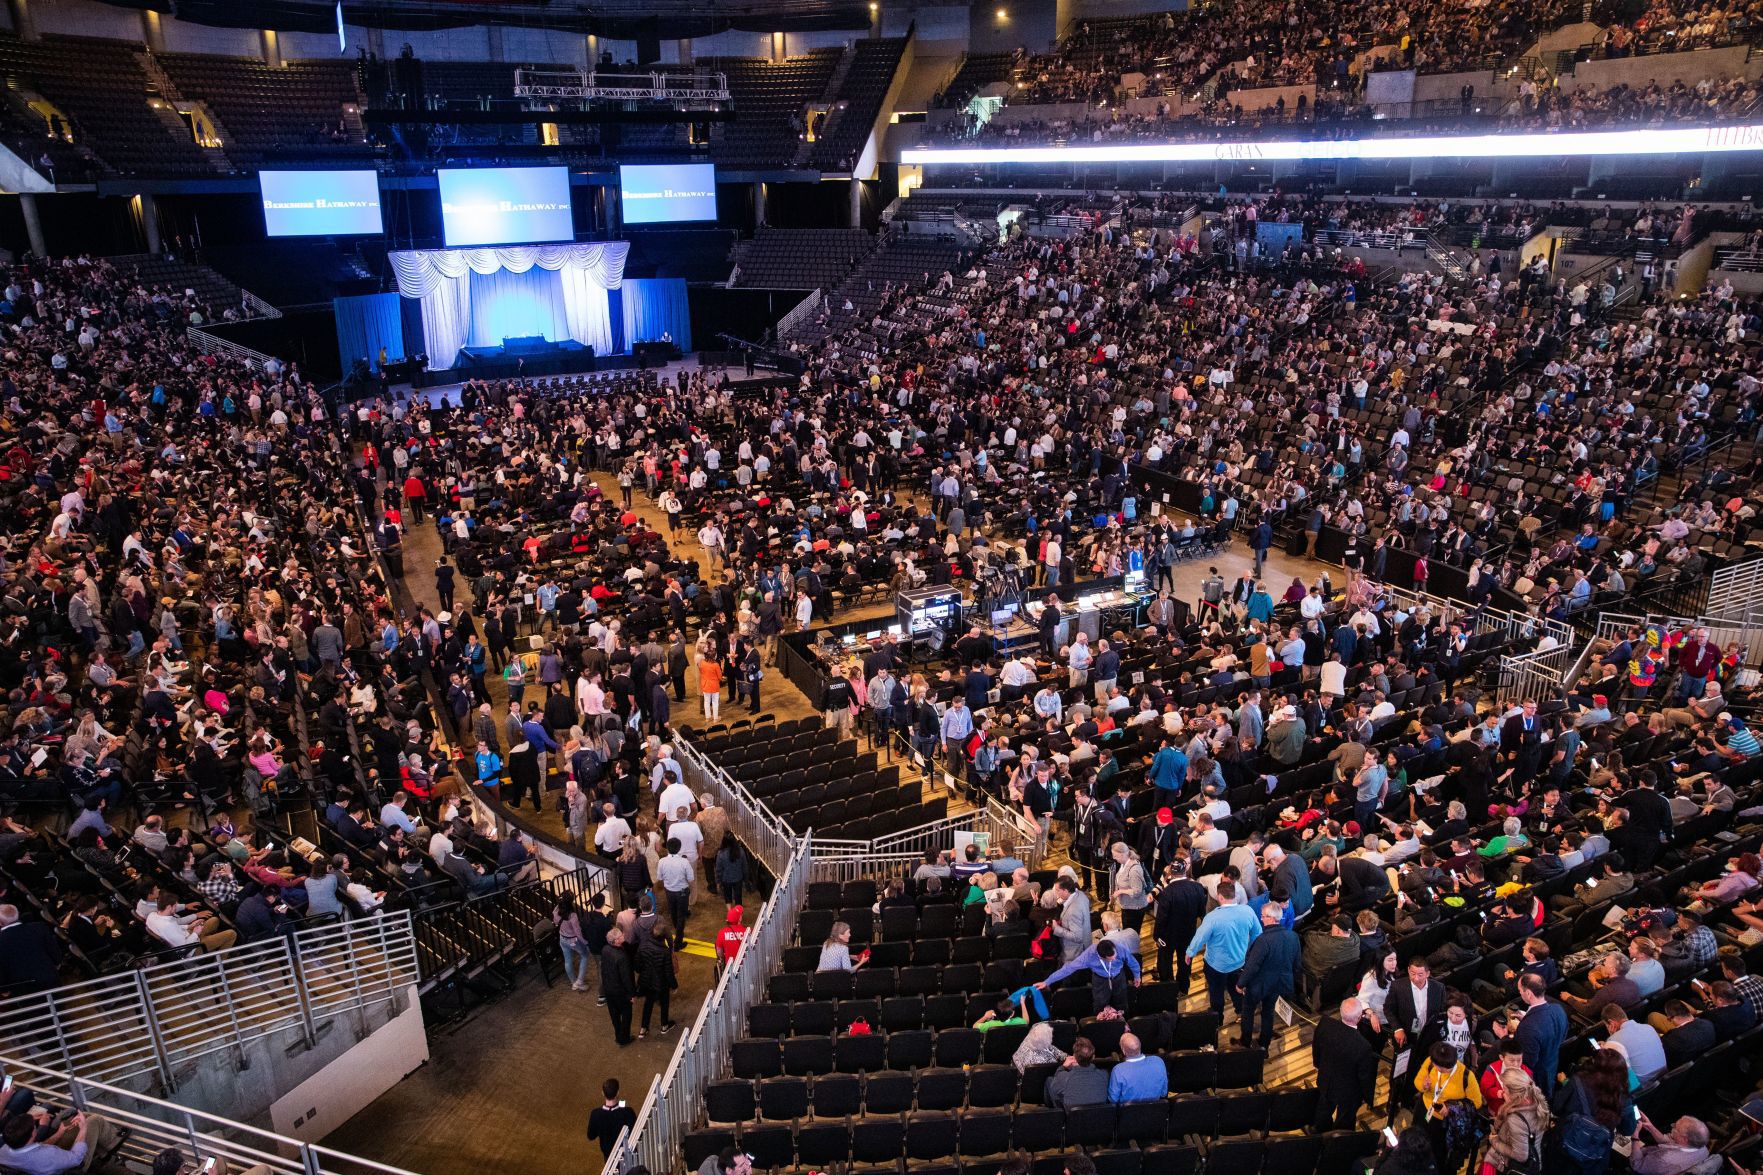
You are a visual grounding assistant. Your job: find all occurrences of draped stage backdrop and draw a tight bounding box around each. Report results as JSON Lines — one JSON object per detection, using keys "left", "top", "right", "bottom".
{"left": 333, "top": 292, "right": 405, "bottom": 372}
{"left": 388, "top": 243, "right": 630, "bottom": 370}
{"left": 619, "top": 277, "right": 693, "bottom": 352}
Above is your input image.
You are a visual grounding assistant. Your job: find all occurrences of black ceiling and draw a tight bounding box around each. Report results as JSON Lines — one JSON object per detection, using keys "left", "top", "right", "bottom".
{"left": 97, "top": 0, "right": 872, "bottom": 37}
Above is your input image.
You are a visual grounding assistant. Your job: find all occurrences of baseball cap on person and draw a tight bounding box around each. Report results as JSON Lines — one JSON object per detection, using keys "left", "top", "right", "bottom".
{"left": 1156, "top": 808, "right": 1175, "bottom": 825}
{"left": 727, "top": 906, "right": 744, "bottom": 924}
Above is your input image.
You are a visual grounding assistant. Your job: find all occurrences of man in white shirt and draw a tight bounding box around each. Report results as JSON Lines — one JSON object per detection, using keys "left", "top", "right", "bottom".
{"left": 668, "top": 808, "right": 703, "bottom": 863}
{"left": 656, "top": 839, "right": 698, "bottom": 945}
{"left": 145, "top": 894, "right": 235, "bottom": 953}
{"left": 1320, "top": 654, "right": 1348, "bottom": 699}
{"left": 595, "top": 804, "right": 632, "bottom": 855}
{"left": 999, "top": 657, "right": 1037, "bottom": 700}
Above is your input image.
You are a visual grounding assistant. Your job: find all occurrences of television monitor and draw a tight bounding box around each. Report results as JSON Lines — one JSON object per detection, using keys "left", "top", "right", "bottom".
{"left": 618, "top": 162, "right": 717, "bottom": 224}
{"left": 437, "top": 166, "right": 573, "bottom": 247}
{"left": 259, "top": 170, "right": 383, "bottom": 237}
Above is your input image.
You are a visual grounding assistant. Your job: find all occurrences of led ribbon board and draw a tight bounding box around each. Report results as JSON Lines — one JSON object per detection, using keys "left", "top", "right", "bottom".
{"left": 902, "top": 124, "right": 1763, "bottom": 165}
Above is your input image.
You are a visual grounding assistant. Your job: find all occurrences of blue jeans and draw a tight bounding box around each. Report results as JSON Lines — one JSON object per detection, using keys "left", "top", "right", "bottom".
{"left": 1679, "top": 673, "right": 1707, "bottom": 703}
{"left": 560, "top": 938, "right": 590, "bottom": 986}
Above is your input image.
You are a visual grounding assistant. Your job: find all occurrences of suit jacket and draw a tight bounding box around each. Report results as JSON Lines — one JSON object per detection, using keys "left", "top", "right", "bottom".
{"left": 0, "top": 920, "right": 60, "bottom": 990}
{"left": 1055, "top": 891, "right": 1093, "bottom": 962}
{"left": 1239, "top": 925, "right": 1301, "bottom": 1001}
{"left": 1386, "top": 978, "right": 1447, "bottom": 1041}
{"left": 1312, "top": 1014, "right": 1379, "bottom": 1107}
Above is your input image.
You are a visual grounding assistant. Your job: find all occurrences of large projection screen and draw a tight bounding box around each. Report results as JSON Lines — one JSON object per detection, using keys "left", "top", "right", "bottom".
{"left": 619, "top": 163, "right": 718, "bottom": 224}
{"left": 259, "top": 170, "right": 384, "bottom": 237}
{"left": 437, "top": 166, "right": 574, "bottom": 247}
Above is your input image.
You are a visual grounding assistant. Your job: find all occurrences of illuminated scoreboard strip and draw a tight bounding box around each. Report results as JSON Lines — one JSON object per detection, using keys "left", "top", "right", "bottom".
{"left": 902, "top": 124, "right": 1763, "bottom": 165}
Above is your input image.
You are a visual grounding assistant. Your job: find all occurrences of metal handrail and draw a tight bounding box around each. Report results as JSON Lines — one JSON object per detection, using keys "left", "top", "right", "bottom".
{"left": 600, "top": 833, "right": 813, "bottom": 1175}
{"left": 186, "top": 324, "right": 277, "bottom": 373}
{"left": 0, "top": 1054, "right": 419, "bottom": 1175}
{"left": 0, "top": 913, "right": 419, "bottom": 1094}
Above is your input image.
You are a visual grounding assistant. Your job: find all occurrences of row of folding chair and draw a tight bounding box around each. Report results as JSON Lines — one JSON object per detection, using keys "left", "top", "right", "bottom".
{"left": 707, "top": 1065, "right": 1305, "bottom": 1126}
{"left": 684, "top": 1115, "right": 1380, "bottom": 1175}
{"left": 767, "top": 963, "right": 1187, "bottom": 1012}
{"left": 748, "top": 1001, "right": 1220, "bottom": 1051}
{"left": 729, "top": 1031, "right": 1264, "bottom": 1087}
{"left": 807, "top": 879, "right": 881, "bottom": 909}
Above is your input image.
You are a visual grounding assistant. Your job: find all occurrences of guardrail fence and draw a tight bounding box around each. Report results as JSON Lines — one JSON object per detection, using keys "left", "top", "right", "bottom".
{"left": 673, "top": 732, "right": 800, "bottom": 877}
{"left": 1498, "top": 642, "right": 1577, "bottom": 704}
{"left": 0, "top": 913, "right": 419, "bottom": 1094}
{"left": 600, "top": 833, "right": 812, "bottom": 1175}
{"left": 0, "top": 1055, "right": 418, "bottom": 1175}
{"left": 1706, "top": 555, "right": 1763, "bottom": 626}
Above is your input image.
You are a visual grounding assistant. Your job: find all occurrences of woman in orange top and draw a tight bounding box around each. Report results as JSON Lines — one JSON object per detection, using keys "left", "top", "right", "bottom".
{"left": 699, "top": 654, "right": 723, "bottom": 722}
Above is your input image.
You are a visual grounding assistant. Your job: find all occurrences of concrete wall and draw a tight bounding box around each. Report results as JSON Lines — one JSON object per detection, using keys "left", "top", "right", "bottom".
{"left": 1218, "top": 81, "right": 1314, "bottom": 114}
{"left": 693, "top": 30, "right": 773, "bottom": 58}
{"left": 969, "top": 0, "right": 1058, "bottom": 54}
{"left": 1709, "top": 267, "right": 1763, "bottom": 293}
{"left": 279, "top": 28, "right": 374, "bottom": 59}
{"left": 271, "top": 986, "right": 429, "bottom": 1143}
{"left": 1564, "top": 45, "right": 1763, "bottom": 89}
{"left": 159, "top": 22, "right": 262, "bottom": 57}
{"left": 884, "top": 5, "right": 971, "bottom": 57}
{"left": 1533, "top": 21, "right": 1601, "bottom": 55}
{"left": 165, "top": 989, "right": 424, "bottom": 1130}
{"left": 1413, "top": 69, "right": 1501, "bottom": 104}
{"left": 1676, "top": 235, "right": 1716, "bottom": 293}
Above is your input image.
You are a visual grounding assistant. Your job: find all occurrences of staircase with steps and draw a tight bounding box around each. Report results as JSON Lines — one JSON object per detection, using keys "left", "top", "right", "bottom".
{"left": 134, "top": 50, "right": 234, "bottom": 172}
{"left": 1424, "top": 231, "right": 1469, "bottom": 281}
{"left": 411, "top": 864, "right": 608, "bottom": 1019}
{"left": 792, "top": 42, "right": 857, "bottom": 167}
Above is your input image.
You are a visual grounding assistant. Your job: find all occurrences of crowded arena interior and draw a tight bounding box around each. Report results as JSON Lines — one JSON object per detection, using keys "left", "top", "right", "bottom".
{"left": 5, "top": 0, "right": 1763, "bottom": 1173}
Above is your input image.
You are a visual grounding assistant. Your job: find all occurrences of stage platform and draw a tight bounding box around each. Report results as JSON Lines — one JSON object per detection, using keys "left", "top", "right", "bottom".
{"left": 400, "top": 357, "right": 751, "bottom": 408}
{"left": 409, "top": 338, "right": 681, "bottom": 388}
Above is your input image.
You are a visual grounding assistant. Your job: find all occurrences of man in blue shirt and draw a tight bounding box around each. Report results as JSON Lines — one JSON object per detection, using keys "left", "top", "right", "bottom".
{"left": 1185, "top": 878, "right": 1262, "bottom": 1019}
{"left": 1147, "top": 738, "right": 1188, "bottom": 801}
{"left": 1107, "top": 1033, "right": 1168, "bottom": 1104}
{"left": 940, "top": 697, "right": 974, "bottom": 769}
{"left": 1037, "top": 939, "right": 1142, "bottom": 1014}
{"left": 521, "top": 704, "right": 558, "bottom": 787}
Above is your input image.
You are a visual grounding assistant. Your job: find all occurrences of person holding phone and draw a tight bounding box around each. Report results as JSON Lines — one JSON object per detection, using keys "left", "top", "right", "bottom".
{"left": 0, "top": 1106, "right": 117, "bottom": 1174}
{"left": 587, "top": 1079, "right": 637, "bottom": 1161}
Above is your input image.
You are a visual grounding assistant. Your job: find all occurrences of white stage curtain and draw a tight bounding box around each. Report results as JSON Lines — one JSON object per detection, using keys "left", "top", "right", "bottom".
{"left": 464, "top": 268, "right": 575, "bottom": 350}
{"left": 388, "top": 242, "right": 629, "bottom": 299}
{"left": 559, "top": 263, "right": 615, "bottom": 355}
{"left": 417, "top": 270, "right": 473, "bottom": 376}
{"left": 391, "top": 242, "right": 627, "bottom": 367}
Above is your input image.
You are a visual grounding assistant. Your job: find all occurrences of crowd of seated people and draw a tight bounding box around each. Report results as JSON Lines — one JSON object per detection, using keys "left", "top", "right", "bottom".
{"left": 0, "top": 253, "right": 568, "bottom": 997}
{"left": 1592, "top": 0, "right": 1763, "bottom": 56}
{"left": 630, "top": 168, "right": 1763, "bottom": 1171}
{"left": 686, "top": 567, "right": 1763, "bottom": 1171}
{"left": 979, "top": 0, "right": 1596, "bottom": 112}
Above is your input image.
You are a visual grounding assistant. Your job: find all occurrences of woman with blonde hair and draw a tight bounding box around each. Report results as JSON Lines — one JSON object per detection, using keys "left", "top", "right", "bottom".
{"left": 1481, "top": 1065, "right": 1549, "bottom": 1174}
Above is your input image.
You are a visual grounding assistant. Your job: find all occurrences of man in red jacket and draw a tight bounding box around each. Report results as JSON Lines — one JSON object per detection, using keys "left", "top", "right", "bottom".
{"left": 401, "top": 472, "right": 426, "bottom": 523}
{"left": 1676, "top": 626, "right": 1720, "bottom": 703}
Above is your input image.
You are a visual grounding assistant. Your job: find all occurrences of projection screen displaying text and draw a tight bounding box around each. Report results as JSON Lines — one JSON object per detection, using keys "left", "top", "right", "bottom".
{"left": 619, "top": 163, "right": 717, "bottom": 224}
{"left": 259, "top": 170, "right": 384, "bottom": 237}
{"left": 437, "top": 166, "right": 574, "bottom": 247}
